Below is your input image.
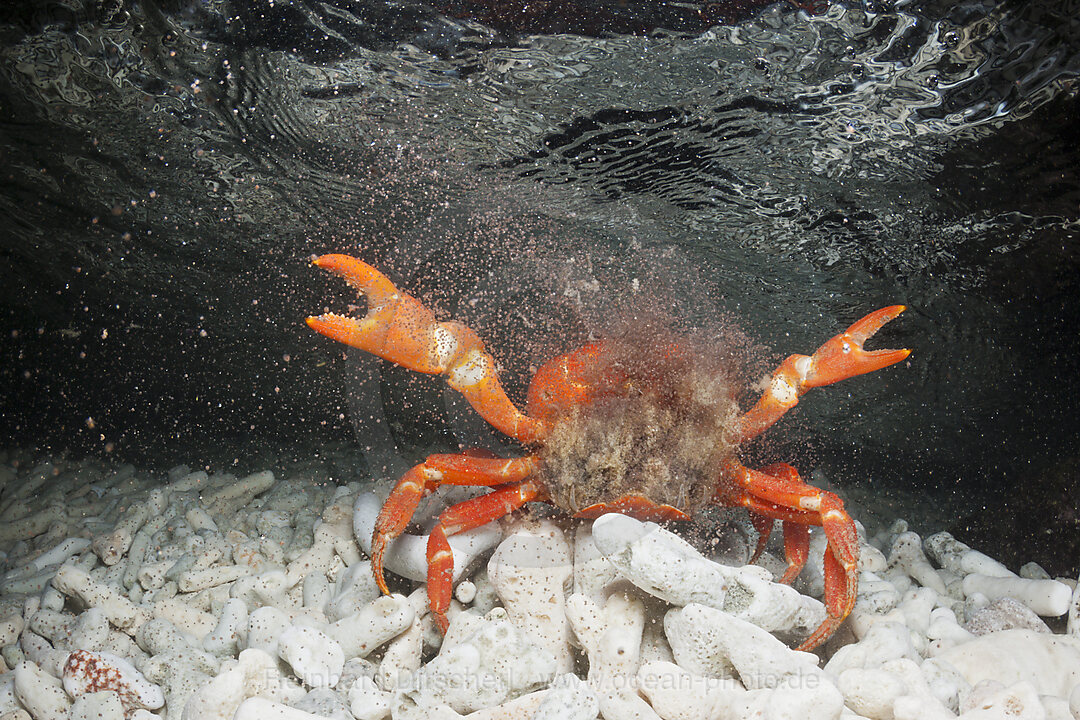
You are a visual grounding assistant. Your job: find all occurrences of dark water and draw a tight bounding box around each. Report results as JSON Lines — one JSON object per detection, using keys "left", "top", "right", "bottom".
{"left": 1, "top": 0, "right": 1078, "bottom": 571}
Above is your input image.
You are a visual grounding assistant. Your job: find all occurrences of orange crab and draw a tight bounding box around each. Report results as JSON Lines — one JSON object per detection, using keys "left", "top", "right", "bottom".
{"left": 307, "top": 253, "right": 910, "bottom": 650}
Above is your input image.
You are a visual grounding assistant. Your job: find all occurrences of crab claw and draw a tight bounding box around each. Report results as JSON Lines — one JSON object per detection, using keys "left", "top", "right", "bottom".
{"left": 307, "top": 253, "right": 546, "bottom": 444}
{"left": 736, "top": 305, "right": 910, "bottom": 442}
{"left": 306, "top": 254, "right": 455, "bottom": 372}
{"left": 804, "top": 305, "right": 911, "bottom": 388}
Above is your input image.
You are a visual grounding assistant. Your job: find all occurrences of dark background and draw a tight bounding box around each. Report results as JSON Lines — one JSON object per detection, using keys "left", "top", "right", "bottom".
{"left": 1, "top": 0, "right": 1078, "bottom": 573}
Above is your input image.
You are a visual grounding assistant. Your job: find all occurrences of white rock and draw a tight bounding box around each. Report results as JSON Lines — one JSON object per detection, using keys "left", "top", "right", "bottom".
{"left": 888, "top": 659, "right": 961, "bottom": 720}
{"left": 897, "top": 586, "right": 938, "bottom": 639}
{"left": 181, "top": 660, "right": 247, "bottom": 720}
{"left": 233, "top": 696, "right": 330, "bottom": 720}
{"left": 637, "top": 660, "right": 738, "bottom": 720}
{"left": 376, "top": 616, "right": 423, "bottom": 690}
{"left": 925, "top": 606, "right": 975, "bottom": 655}
{"left": 964, "top": 597, "right": 1050, "bottom": 636}
{"left": 182, "top": 648, "right": 305, "bottom": 720}
{"left": 859, "top": 545, "right": 888, "bottom": 574}
{"left": 303, "top": 572, "right": 332, "bottom": 610}
{"left": 0, "top": 674, "right": 20, "bottom": 713}
{"left": 665, "top": 602, "right": 815, "bottom": 683}
{"left": 243, "top": 606, "right": 292, "bottom": 656}
{"left": 590, "top": 513, "right": 825, "bottom": 637}
{"left": 824, "top": 621, "right": 920, "bottom": 677}
{"left": 285, "top": 522, "right": 341, "bottom": 587}
{"left": 924, "top": 532, "right": 1014, "bottom": 579}
{"left": 136, "top": 560, "right": 171, "bottom": 591}
{"left": 958, "top": 680, "right": 1045, "bottom": 720}
{"left": 51, "top": 565, "right": 150, "bottom": 634}
{"left": 327, "top": 593, "right": 414, "bottom": 659}
{"left": 185, "top": 504, "right": 219, "bottom": 533}
{"left": 68, "top": 608, "right": 110, "bottom": 653}
{"left": 565, "top": 590, "right": 659, "bottom": 720}
{"left": 278, "top": 625, "right": 344, "bottom": 689}
{"left": 961, "top": 574, "right": 1072, "bottom": 617}
{"left": 1040, "top": 693, "right": 1073, "bottom": 720}
{"left": 453, "top": 580, "right": 476, "bottom": 604}
{"left": 231, "top": 569, "right": 290, "bottom": 608}
{"left": 349, "top": 676, "right": 392, "bottom": 720}
{"left": 1067, "top": 578, "right": 1080, "bottom": 637}
{"left": 487, "top": 518, "right": 574, "bottom": 674}
{"left": 1020, "top": 563, "right": 1052, "bottom": 580}
{"left": 854, "top": 573, "right": 901, "bottom": 617}
{"left": 837, "top": 666, "right": 907, "bottom": 720}
{"left": 531, "top": 673, "right": 599, "bottom": 720}
{"left": 203, "top": 470, "right": 275, "bottom": 516}
{"left": 151, "top": 597, "right": 217, "bottom": 640}
{"left": 396, "top": 608, "right": 556, "bottom": 715}
{"left": 888, "top": 532, "right": 946, "bottom": 595}
{"left": 572, "top": 524, "right": 620, "bottom": 603}
{"left": 203, "top": 597, "right": 248, "bottom": 656}
{"left": 26, "top": 538, "right": 90, "bottom": 574}
{"left": 21, "top": 630, "right": 65, "bottom": 678}
{"left": 69, "top": 691, "right": 124, "bottom": 720}
{"left": 934, "top": 629, "right": 1080, "bottom": 699}
{"left": 13, "top": 661, "right": 71, "bottom": 720}
{"left": 917, "top": 660, "right": 967, "bottom": 714}
{"left": 641, "top": 613, "right": 675, "bottom": 666}
{"left": 0, "top": 614, "right": 23, "bottom": 647}
{"left": 326, "top": 562, "right": 382, "bottom": 622}
{"left": 292, "top": 687, "right": 354, "bottom": 719}
{"left": 0, "top": 505, "right": 63, "bottom": 546}
{"left": 62, "top": 650, "right": 164, "bottom": 713}
{"left": 178, "top": 564, "right": 252, "bottom": 592}
{"left": 134, "top": 618, "right": 218, "bottom": 674}
{"left": 0, "top": 709, "right": 32, "bottom": 720}
{"left": 92, "top": 502, "right": 149, "bottom": 565}
{"left": 352, "top": 491, "right": 502, "bottom": 584}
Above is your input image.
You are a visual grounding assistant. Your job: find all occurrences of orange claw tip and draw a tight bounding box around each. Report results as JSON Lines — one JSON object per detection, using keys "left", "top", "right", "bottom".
{"left": 846, "top": 304, "right": 907, "bottom": 343}
{"left": 305, "top": 313, "right": 364, "bottom": 348}
{"left": 309, "top": 253, "right": 398, "bottom": 298}
{"left": 310, "top": 253, "right": 358, "bottom": 274}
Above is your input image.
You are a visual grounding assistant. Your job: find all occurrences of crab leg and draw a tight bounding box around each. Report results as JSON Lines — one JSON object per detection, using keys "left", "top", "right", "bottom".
{"left": 746, "top": 505, "right": 812, "bottom": 584}
{"left": 753, "top": 463, "right": 813, "bottom": 584}
{"left": 737, "top": 305, "right": 910, "bottom": 442}
{"left": 371, "top": 453, "right": 539, "bottom": 595}
{"left": 720, "top": 460, "right": 859, "bottom": 651}
{"left": 426, "top": 478, "right": 548, "bottom": 632}
{"left": 307, "top": 254, "right": 546, "bottom": 443}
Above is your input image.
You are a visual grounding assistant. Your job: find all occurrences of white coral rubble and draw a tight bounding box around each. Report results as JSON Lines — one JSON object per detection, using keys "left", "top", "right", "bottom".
{"left": 0, "top": 449, "right": 1077, "bottom": 720}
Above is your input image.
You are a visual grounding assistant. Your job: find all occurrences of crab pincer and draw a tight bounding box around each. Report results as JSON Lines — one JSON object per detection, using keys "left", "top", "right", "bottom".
{"left": 804, "top": 305, "right": 911, "bottom": 388}
{"left": 737, "top": 306, "right": 910, "bottom": 442}
{"left": 306, "top": 253, "right": 544, "bottom": 443}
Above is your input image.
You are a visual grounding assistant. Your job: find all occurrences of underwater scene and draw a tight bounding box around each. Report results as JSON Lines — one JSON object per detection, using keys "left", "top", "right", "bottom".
{"left": 1, "top": 0, "right": 1079, "bottom": 717}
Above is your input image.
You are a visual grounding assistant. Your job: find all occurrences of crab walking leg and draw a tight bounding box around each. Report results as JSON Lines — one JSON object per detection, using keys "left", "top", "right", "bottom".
{"left": 757, "top": 462, "right": 812, "bottom": 584}
{"left": 730, "top": 495, "right": 813, "bottom": 583}
{"left": 736, "top": 305, "right": 910, "bottom": 442}
{"left": 745, "top": 462, "right": 810, "bottom": 577}
{"left": 307, "top": 254, "right": 546, "bottom": 443}
{"left": 721, "top": 461, "right": 859, "bottom": 651}
{"left": 426, "top": 478, "right": 548, "bottom": 632}
{"left": 748, "top": 514, "right": 775, "bottom": 564}
{"left": 371, "top": 454, "right": 539, "bottom": 595}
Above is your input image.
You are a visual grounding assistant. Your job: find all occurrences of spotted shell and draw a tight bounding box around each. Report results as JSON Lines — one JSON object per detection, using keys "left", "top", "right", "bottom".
{"left": 62, "top": 649, "right": 165, "bottom": 714}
